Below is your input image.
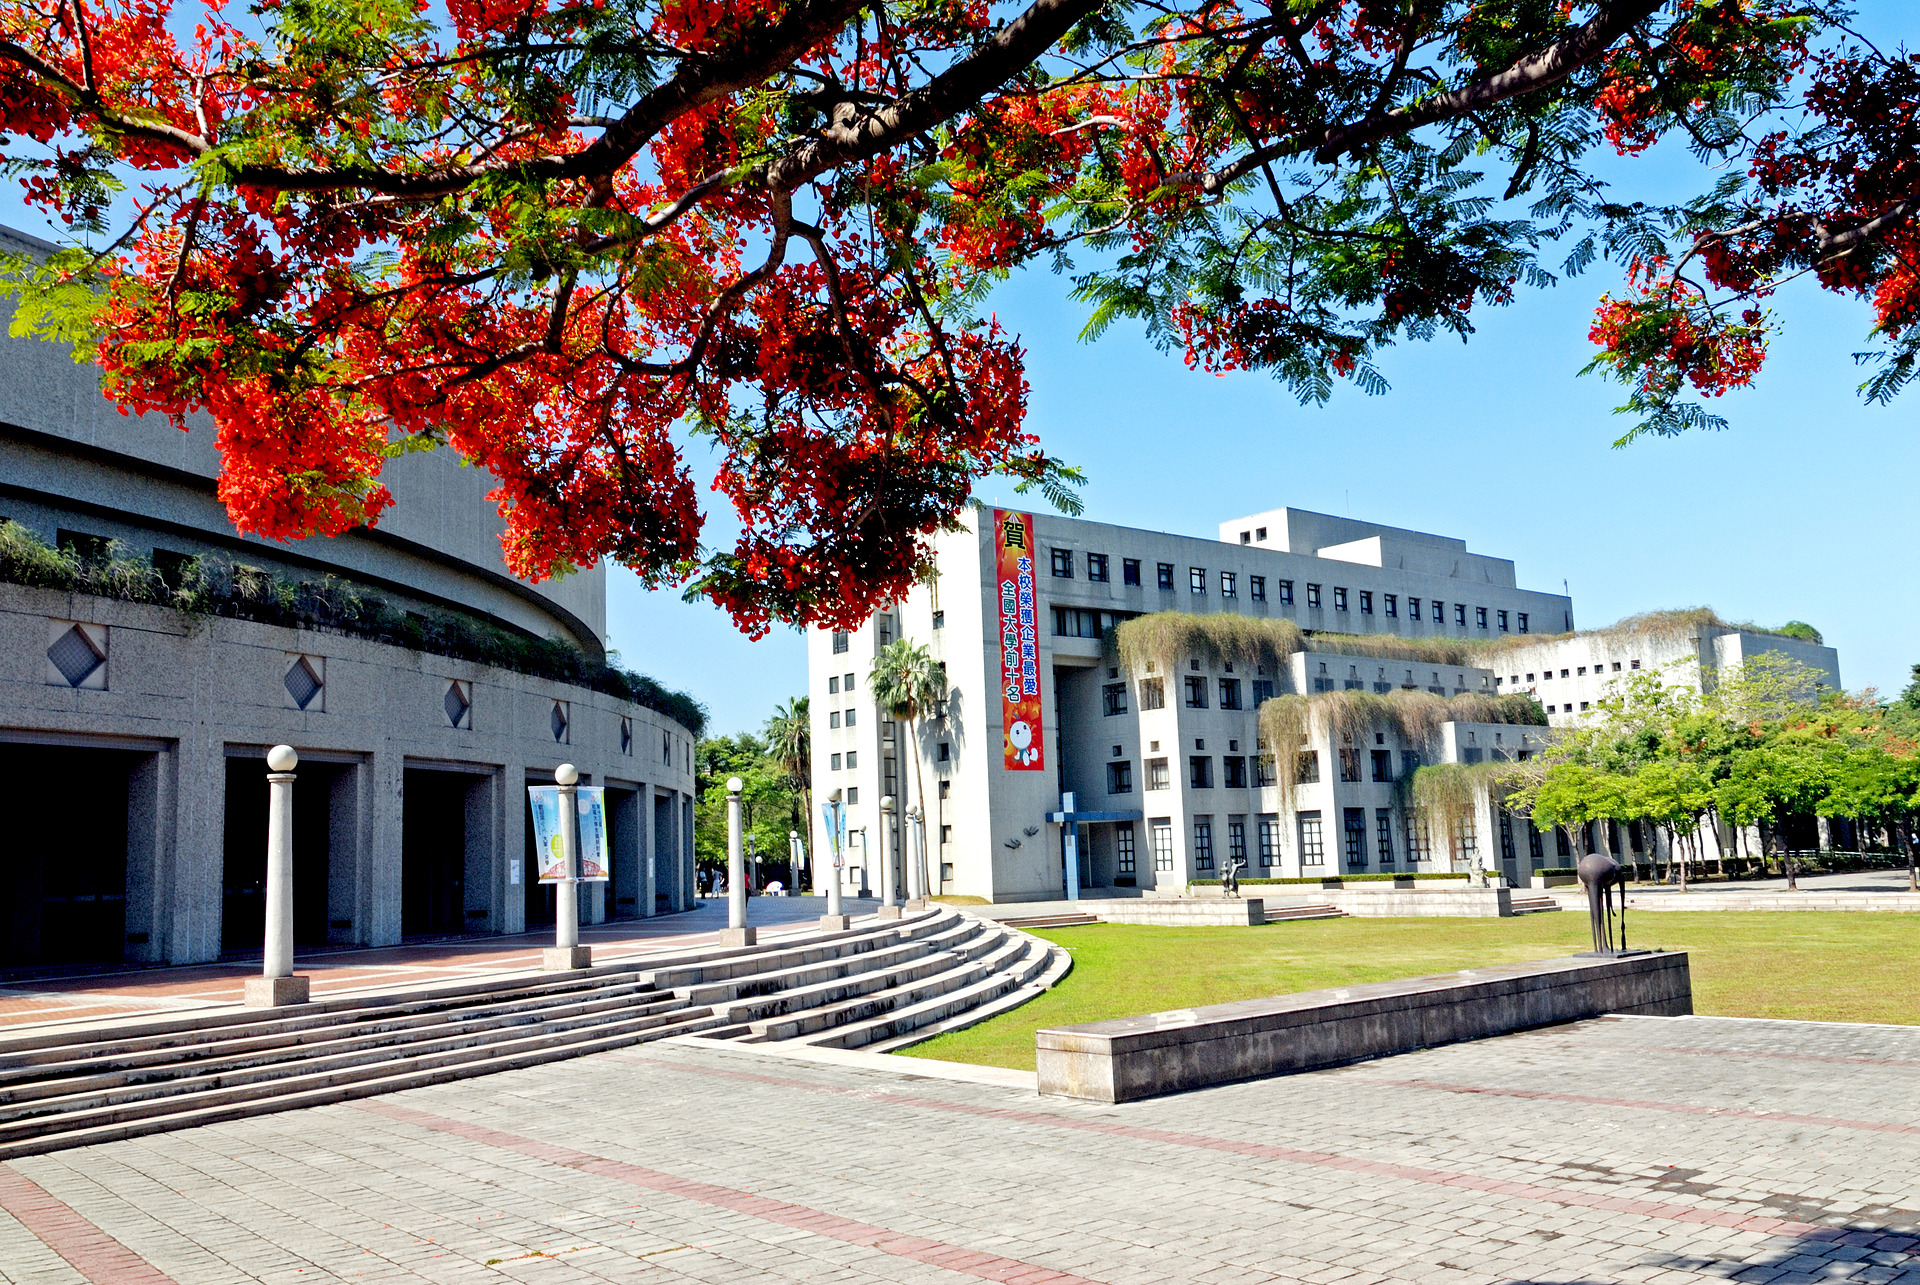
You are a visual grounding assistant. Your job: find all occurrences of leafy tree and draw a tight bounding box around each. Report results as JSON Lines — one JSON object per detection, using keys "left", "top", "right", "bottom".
{"left": 2, "top": 2, "right": 1908, "bottom": 631}
{"left": 764, "top": 695, "right": 813, "bottom": 886}
{"left": 693, "top": 730, "right": 798, "bottom": 892}
{"left": 867, "top": 637, "right": 947, "bottom": 898}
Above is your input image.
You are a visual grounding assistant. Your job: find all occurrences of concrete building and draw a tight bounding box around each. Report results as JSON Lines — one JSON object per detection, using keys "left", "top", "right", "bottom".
{"left": 809, "top": 505, "right": 1574, "bottom": 900}
{"left": 0, "top": 225, "right": 700, "bottom": 970}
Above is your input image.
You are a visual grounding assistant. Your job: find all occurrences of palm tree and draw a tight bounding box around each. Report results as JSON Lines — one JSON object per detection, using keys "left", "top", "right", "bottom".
{"left": 868, "top": 638, "right": 948, "bottom": 900}
{"left": 765, "top": 695, "right": 811, "bottom": 888}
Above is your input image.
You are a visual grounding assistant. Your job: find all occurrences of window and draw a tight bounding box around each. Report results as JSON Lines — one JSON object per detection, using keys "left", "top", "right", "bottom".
{"left": 1433, "top": 599, "right": 1445, "bottom": 622}
{"left": 1333, "top": 586, "right": 1349, "bottom": 611}
{"left": 830, "top": 753, "right": 842, "bottom": 770}
{"left": 1251, "top": 679, "right": 1274, "bottom": 705}
{"left": 1476, "top": 606, "right": 1488, "bottom": 629}
{"left": 1227, "top": 818, "right": 1247, "bottom": 869}
{"left": 1051, "top": 547, "right": 1074, "bottom": 577}
{"left": 1278, "top": 579, "right": 1295, "bottom": 605}
{"left": 1630, "top": 658, "right": 1640, "bottom": 669}
{"left": 937, "top": 743, "right": 949, "bottom": 762}
{"left": 1052, "top": 606, "right": 1103, "bottom": 638}
{"left": 1306, "top": 583, "right": 1322, "bottom": 608}
{"left": 844, "top": 707, "right": 857, "bottom": 726}
{"left": 1184, "top": 675, "right": 1209, "bottom": 708}
{"left": 1408, "top": 597, "right": 1421, "bottom": 621}
{"left": 1338, "top": 748, "right": 1361, "bottom": 782}
{"left": 1220, "top": 571, "right": 1237, "bottom": 598}
{"left": 1371, "top": 749, "right": 1393, "bottom": 782}
{"left": 1612, "top": 661, "right": 1622, "bottom": 672}
{"left": 1223, "top": 755, "right": 1247, "bottom": 788}
{"left": 939, "top": 780, "right": 951, "bottom": 799}
{"left": 1295, "top": 750, "right": 1320, "bottom": 784}
{"left": 1146, "top": 758, "right": 1170, "bottom": 790}
{"left": 1157, "top": 562, "right": 1176, "bottom": 590}
{"left": 846, "top": 787, "right": 859, "bottom": 804}
{"left": 1298, "top": 812, "right": 1325, "bottom": 866}
{"left": 1578, "top": 666, "right": 1587, "bottom": 676}
{"left": 1103, "top": 682, "right": 1128, "bottom": 716}
{"left": 1107, "top": 760, "right": 1133, "bottom": 794}
{"left": 828, "top": 676, "right": 839, "bottom": 694}
{"left": 1500, "top": 810, "right": 1517, "bottom": 863}
{"left": 1123, "top": 558, "right": 1142, "bottom": 586}
{"left": 1189, "top": 756, "right": 1214, "bottom": 788}
{"left": 1193, "top": 818, "right": 1214, "bottom": 870}
{"left": 1088, "top": 552, "right": 1110, "bottom": 582}
{"left": 1116, "top": 824, "right": 1137, "bottom": 873}
{"left": 1456, "top": 815, "right": 1477, "bottom": 865}
{"left": 1376, "top": 809, "right": 1396, "bottom": 867}
{"left": 1359, "top": 591, "right": 1373, "bottom": 615}
{"left": 1384, "top": 594, "right": 1398, "bottom": 618}
{"left": 932, "top": 610, "right": 945, "bottom": 629}
{"left": 1240, "top": 530, "right": 1251, "bottom": 544}
{"left": 1258, "top": 816, "right": 1279, "bottom": 867}
{"left": 1189, "top": 566, "right": 1207, "bottom": 594}
{"left": 1454, "top": 602, "right": 1467, "bottom": 626}
{"left": 941, "top": 826, "right": 952, "bottom": 846}
{"left": 1139, "top": 677, "right": 1165, "bottom": 710}
{"left": 1497, "top": 610, "right": 1509, "bottom": 632}
{"left": 1218, "top": 678, "right": 1242, "bottom": 710}
{"left": 831, "top": 631, "right": 849, "bottom": 654}
{"left": 1151, "top": 820, "right": 1175, "bottom": 871}
{"left": 1250, "top": 575, "right": 1266, "bottom": 601}
{"left": 845, "top": 672, "right": 856, "bottom": 688}
{"left": 1344, "top": 808, "right": 1368, "bottom": 870}
{"left": 1518, "top": 613, "right": 1530, "bottom": 633}
{"left": 847, "top": 751, "right": 858, "bottom": 769}
{"left": 1406, "top": 815, "right": 1431, "bottom": 864}
{"left": 1254, "top": 754, "right": 1276, "bottom": 787}
{"left": 1531, "top": 820, "right": 1545, "bottom": 864}
{"left": 829, "top": 711, "right": 841, "bottom": 728}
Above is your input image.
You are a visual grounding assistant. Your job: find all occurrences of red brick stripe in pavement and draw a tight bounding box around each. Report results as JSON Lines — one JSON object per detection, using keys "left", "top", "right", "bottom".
{"left": 640, "top": 1058, "right": 1920, "bottom": 1256}
{"left": 0, "top": 1165, "right": 180, "bottom": 1284}
{"left": 1639, "top": 1041, "right": 1920, "bottom": 1070}
{"left": 1347, "top": 1075, "right": 1920, "bottom": 1138}
{"left": 354, "top": 1100, "right": 1105, "bottom": 1284}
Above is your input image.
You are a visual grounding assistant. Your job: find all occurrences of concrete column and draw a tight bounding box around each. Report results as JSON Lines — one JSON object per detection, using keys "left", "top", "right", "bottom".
{"left": 175, "top": 734, "right": 226, "bottom": 964}
{"left": 682, "top": 795, "right": 695, "bottom": 908}
{"left": 720, "top": 777, "right": 755, "bottom": 945}
{"left": 365, "top": 749, "right": 405, "bottom": 947}
{"left": 502, "top": 763, "right": 528, "bottom": 934}
{"left": 122, "top": 749, "right": 171, "bottom": 966}
{"left": 328, "top": 764, "right": 365, "bottom": 945}
{"left": 544, "top": 763, "right": 590, "bottom": 969}
{"left": 246, "top": 745, "right": 309, "bottom": 1006}
{"left": 461, "top": 773, "right": 495, "bottom": 934}
{"left": 877, "top": 795, "right": 902, "bottom": 919}
{"left": 637, "top": 784, "right": 656, "bottom": 917}
{"left": 655, "top": 788, "right": 683, "bottom": 912}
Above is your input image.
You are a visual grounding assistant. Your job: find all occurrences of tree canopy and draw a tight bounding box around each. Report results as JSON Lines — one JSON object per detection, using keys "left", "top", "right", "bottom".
{"left": 2, "top": 0, "right": 1911, "bottom": 631}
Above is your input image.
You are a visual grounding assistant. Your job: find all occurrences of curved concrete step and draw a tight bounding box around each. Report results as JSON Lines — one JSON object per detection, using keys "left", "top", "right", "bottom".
{"left": 683, "top": 916, "right": 985, "bottom": 1009}
{"left": 801, "top": 939, "right": 1057, "bottom": 1050}
{"left": 752, "top": 930, "right": 1027, "bottom": 1041}
{"left": 1263, "top": 905, "right": 1347, "bottom": 922}
{"left": 866, "top": 939, "right": 1074, "bottom": 1053}
{"left": 717, "top": 924, "right": 996, "bottom": 1026}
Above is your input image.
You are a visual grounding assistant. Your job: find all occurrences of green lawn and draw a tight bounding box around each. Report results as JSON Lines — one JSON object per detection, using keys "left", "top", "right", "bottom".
{"left": 903, "top": 912, "right": 1920, "bottom": 1070}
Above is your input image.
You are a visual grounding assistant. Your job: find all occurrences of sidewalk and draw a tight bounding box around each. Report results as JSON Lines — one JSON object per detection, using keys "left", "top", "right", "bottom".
{"left": 0, "top": 896, "right": 877, "bottom": 1032}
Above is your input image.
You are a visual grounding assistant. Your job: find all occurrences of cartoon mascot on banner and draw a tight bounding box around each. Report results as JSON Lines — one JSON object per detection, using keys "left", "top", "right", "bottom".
{"left": 1007, "top": 719, "right": 1041, "bottom": 766}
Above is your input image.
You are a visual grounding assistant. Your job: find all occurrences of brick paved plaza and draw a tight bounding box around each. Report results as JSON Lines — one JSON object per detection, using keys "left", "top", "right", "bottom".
{"left": 2, "top": 1012, "right": 1917, "bottom": 1285}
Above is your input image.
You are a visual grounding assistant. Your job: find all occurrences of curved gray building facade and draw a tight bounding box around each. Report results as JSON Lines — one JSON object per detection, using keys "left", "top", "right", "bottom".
{"left": 0, "top": 225, "right": 699, "bottom": 970}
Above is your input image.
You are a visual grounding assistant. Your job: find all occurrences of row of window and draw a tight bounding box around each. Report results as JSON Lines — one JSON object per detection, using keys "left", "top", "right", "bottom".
{"left": 1496, "top": 660, "right": 1641, "bottom": 687}
{"left": 1108, "top": 745, "right": 1437, "bottom": 794}
{"left": 1048, "top": 549, "right": 1532, "bottom": 633}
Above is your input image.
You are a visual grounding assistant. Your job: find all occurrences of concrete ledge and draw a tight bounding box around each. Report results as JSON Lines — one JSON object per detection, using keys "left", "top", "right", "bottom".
{"left": 1036, "top": 952, "right": 1692, "bottom": 1103}
{"left": 1080, "top": 899, "right": 1265, "bottom": 927}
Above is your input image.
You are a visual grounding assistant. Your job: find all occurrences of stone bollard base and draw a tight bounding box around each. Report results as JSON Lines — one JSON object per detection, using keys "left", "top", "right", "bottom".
{"left": 716, "top": 927, "right": 758, "bottom": 946}
{"left": 542, "top": 946, "right": 593, "bottom": 971}
{"left": 818, "top": 914, "right": 852, "bottom": 931}
{"left": 904, "top": 899, "right": 929, "bottom": 911}
{"left": 244, "top": 975, "right": 310, "bottom": 1007}
{"left": 877, "top": 905, "right": 904, "bottom": 920}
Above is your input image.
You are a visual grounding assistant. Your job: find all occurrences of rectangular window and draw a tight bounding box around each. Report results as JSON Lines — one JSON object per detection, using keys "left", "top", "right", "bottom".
{"left": 1250, "top": 575, "right": 1266, "bottom": 601}
{"left": 828, "top": 676, "right": 839, "bottom": 694}
{"left": 1220, "top": 571, "right": 1237, "bottom": 598}
{"left": 1344, "top": 808, "right": 1368, "bottom": 870}
{"left": 830, "top": 753, "right": 842, "bottom": 770}
{"left": 847, "top": 750, "right": 858, "bottom": 769}
{"left": 1146, "top": 758, "right": 1170, "bottom": 791}
{"left": 1106, "top": 760, "right": 1133, "bottom": 794}
{"left": 829, "top": 711, "right": 841, "bottom": 728}
{"left": 1456, "top": 815, "right": 1478, "bottom": 865}
{"left": 1189, "top": 756, "right": 1214, "bottom": 789}
{"left": 1258, "top": 816, "right": 1279, "bottom": 867}
{"left": 1051, "top": 548, "right": 1074, "bottom": 578}
{"left": 1384, "top": 593, "right": 1398, "bottom": 618}
{"left": 1338, "top": 747, "right": 1361, "bottom": 782}
{"left": 1151, "top": 820, "right": 1175, "bottom": 871}
{"left": 1223, "top": 755, "right": 1247, "bottom": 789}
{"left": 1251, "top": 679, "right": 1274, "bottom": 705}
{"left": 941, "top": 825, "right": 952, "bottom": 846}
{"left": 1298, "top": 812, "right": 1325, "bottom": 866}
{"left": 1193, "top": 818, "right": 1214, "bottom": 870}
{"left": 1406, "top": 815, "right": 1431, "bottom": 864}
{"left": 1087, "top": 552, "right": 1110, "bottom": 582}
{"left": 1228, "top": 817, "right": 1247, "bottom": 866}
{"left": 1278, "top": 579, "right": 1295, "bottom": 605}
{"left": 1295, "top": 750, "right": 1320, "bottom": 784}
{"left": 936, "top": 743, "right": 948, "bottom": 761}
{"left": 1371, "top": 749, "right": 1393, "bottom": 782}
{"left": 1497, "top": 609, "right": 1509, "bottom": 632}
{"left": 1218, "top": 678, "right": 1242, "bottom": 710}
{"left": 1254, "top": 754, "right": 1276, "bottom": 787}
{"left": 1476, "top": 606, "right": 1488, "bottom": 629}
{"left": 1518, "top": 612, "right": 1530, "bottom": 633}
{"left": 844, "top": 708, "right": 856, "bottom": 726}
{"left": 1500, "top": 810, "right": 1517, "bottom": 863}
{"left": 1123, "top": 557, "right": 1142, "bottom": 586}
{"left": 1333, "top": 586, "right": 1349, "bottom": 611}
{"left": 1139, "top": 677, "right": 1165, "bottom": 710}
{"left": 846, "top": 787, "right": 859, "bottom": 804}
{"left": 1116, "top": 823, "right": 1137, "bottom": 873}
{"left": 1306, "top": 583, "right": 1322, "bottom": 609}
{"left": 1103, "top": 682, "right": 1128, "bottom": 716}
{"left": 1157, "top": 562, "right": 1176, "bottom": 590}
{"left": 1408, "top": 598, "right": 1421, "bottom": 621}
{"left": 1376, "top": 809, "right": 1396, "bottom": 867}
{"left": 1189, "top": 566, "right": 1207, "bottom": 594}
{"left": 832, "top": 631, "right": 849, "bottom": 653}
{"left": 1184, "top": 675, "right": 1209, "bottom": 708}
{"left": 1434, "top": 599, "right": 1445, "bottom": 622}
{"left": 1052, "top": 606, "right": 1105, "bottom": 638}
{"left": 1530, "top": 820, "right": 1545, "bottom": 864}
{"left": 1359, "top": 591, "right": 1373, "bottom": 615}
{"left": 1454, "top": 602, "right": 1467, "bottom": 626}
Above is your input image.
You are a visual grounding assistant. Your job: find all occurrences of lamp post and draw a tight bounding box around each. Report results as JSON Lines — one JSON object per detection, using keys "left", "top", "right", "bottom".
{"left": 542, "top": 763, "right": 593, "bottom": 970}
{"left": 244, "top": 745, "right": 310, "bottom": 1007}
{"left": 721, "top": 775, "right": 755, "bottom": 945}
{"left": 820, "top": 792, "right": 849, "bottom": 930}
{"left": 905, "top": 803, "right": 928, "bottom": 908}
{"left": 878, "top": 794, "right": 903, "bottom": 919}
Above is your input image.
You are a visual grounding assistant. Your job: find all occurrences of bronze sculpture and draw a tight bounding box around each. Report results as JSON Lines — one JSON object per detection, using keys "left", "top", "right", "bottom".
{"left": 1576, "top": 852, "right": 1631, "bottom": 955}
{"left": 1222, "top": 851, "right": 1245, "bottom": 897}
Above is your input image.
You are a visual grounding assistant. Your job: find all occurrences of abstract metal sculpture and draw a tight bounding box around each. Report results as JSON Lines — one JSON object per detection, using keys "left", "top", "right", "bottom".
{"left": 1576, "top": 852, "right": 1632, "bottom": 956}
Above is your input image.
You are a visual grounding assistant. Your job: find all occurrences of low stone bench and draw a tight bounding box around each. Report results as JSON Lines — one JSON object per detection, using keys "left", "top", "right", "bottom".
{"left": 1036, "top": 952, "right": 1692, "bottom": 1103}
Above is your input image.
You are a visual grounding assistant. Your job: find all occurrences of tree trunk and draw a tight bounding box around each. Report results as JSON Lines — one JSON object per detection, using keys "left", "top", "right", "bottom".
{"left": 1676, "top": 826, "right": 1689, "bottom": 891}
{"left": 1901, "top": 818, "right": 1917, "bottom": 894}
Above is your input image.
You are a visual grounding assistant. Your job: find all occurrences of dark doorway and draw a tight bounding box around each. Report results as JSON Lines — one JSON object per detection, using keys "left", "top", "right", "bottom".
{"left": 403, "top": 769, "right": 473, "bottom": 937}
{"left": 0, "top": 744, "right": 140, "bottom": 966}
{"left": 222, "top": 757, "right": 342, "bottom": 953}
{"left": 608, "top": 788, "right": 642, "bottom": 919}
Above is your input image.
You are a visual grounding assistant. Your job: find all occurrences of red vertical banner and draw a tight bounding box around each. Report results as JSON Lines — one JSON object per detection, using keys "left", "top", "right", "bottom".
{"left": 994, "top": 509, "right": 1045, "bottom": 771}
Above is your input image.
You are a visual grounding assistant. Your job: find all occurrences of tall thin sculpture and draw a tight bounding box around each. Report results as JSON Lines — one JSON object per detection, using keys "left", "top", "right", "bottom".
{"left": 1576, "top": 852, "right": 1630, "bottom": 955}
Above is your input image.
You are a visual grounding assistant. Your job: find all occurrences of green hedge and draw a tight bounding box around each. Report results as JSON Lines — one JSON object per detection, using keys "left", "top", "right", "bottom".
{"left": 1190, "top": 872, "right": 1470, "bottom": 886}
{"left": 1538, "top": 867, "right": 1578, "bottom": 877}
{"left": 0, "top": 521, "right": 707, "bottom": 735}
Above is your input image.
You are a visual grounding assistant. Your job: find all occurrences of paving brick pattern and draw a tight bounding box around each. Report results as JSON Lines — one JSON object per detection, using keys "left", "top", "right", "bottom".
{"left": 3, "top": 1014, "right": 1918, "bottom": 1284}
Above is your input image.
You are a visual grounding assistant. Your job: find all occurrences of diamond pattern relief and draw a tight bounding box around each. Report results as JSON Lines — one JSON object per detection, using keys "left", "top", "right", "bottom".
{"left": 285, "top": 656, "right": 324, "bottom": 710}
{"left": 550, "top": 700, "right": 569, "bottom": 743}
{"left": 444, "top": 681, "right": 471, "bottom": 728}
{"left": 47, "top": 625, "right": 104, "bottom": 687}
{"left": 620, "top": 717, "right": 633, "bottom": 755}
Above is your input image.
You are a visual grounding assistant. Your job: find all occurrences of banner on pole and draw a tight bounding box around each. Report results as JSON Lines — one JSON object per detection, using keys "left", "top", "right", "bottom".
{"left": 527, "top": 786, "right": 612, "bottom": 883}
{"left": 992, "top": 509, "right": 1046, "bottom": 771}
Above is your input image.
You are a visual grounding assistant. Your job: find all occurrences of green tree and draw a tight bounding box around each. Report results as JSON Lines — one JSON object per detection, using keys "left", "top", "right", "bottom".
{"left": 693, "top": 732, "right": 795, "bottom": 894}
{"left": 764, "top": 696, "right": 813, "bottom": 889}
{"left": 867, "top": 639, "right": 948, "bottom": 900}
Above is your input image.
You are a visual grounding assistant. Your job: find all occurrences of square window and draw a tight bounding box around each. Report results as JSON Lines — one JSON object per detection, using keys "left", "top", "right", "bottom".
{"left": 1239, "top": 530, "right": 1251, "bottom": 544}
{"left": 1250, "top": 575, "right": 1266, "bottom": 601}
{"left": 1107, "top": 760, "right": 1133, "bottom": 794}
{"left": 1190, "top": 756, "right": 1213, "bottom": 789}
{"left": 1051, "top": 548, "right": 1074, "bottom": 578}
{"left": 1333, "top": 587, "right": 1348, "bottom": 611}
{"left": 1157, "top": 562, "right": 1176, "bottom": 590}
{"left": 1101, "top": 681, "right": 1129, "bottom": 716}
{"left": 1254, "top": 754, "right": 1277, "bottom": 787}
{"left": 1146, "top": 758, "right": 1170, "bottom": 790}
{"left": 1139, "top": 677, "right": 1165, "bottom": 710}
{"left": 1218, "top": 678, "right": 1242, "bottom": 710}
{"left": 1578, "top": 665, "right": 1587, "bottom": 676}
{"left": 1306, "top": 583, "right": 1322, "bottom": 609}
{"left": 1359, "top": 591, "right": 1373, "bottom": 615}
{"left": 1088, "top": 552, "right": 1110, "bottom": 582}
{"left": 831, "top": 631, "right": 849, "bottom": 654}
{"left": 1256, "top": 526, "right": 1268, "bottom": 541}
{"left": 1184, "top": 675, "right": 1209, "bottom": 708}
{"left": 1295, "top": 750, "right": 1320, "bottom": 784}
{"left": 1123, "top": 557, "right": 1142, "bottom": 586}
{"left": 1220, "top": 571, "right": 1237, "bottom": 598}
{"left": 1189, "top": 566, "right": 1207, "bottom": 594}
{"left": 1223, "top": 755, "right": 1247, "bottom": 788}
{"left": 1371, "top": 749, "right": 1393, "bottom": 782}
{"left": 1612, "top": 661, "right": 1623, "bottom": 672}
{"left": 1252, "top": 679, "right": 1274, "bottom": 704}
